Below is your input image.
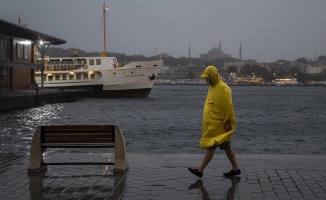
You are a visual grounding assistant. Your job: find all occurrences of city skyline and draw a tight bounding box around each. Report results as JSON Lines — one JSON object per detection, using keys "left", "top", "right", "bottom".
{"left": 1, "top": 0, "right": 326, "bottom": 62}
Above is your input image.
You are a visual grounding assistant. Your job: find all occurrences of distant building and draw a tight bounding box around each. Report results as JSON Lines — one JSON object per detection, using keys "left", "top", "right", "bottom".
{"left": 0, "top": 18, "right": 65, "bottom": 92}
{"left": 306, "top": 64, "right": 325, "bottom": 74}
{"left": 200, "top": 42, "right": 231, "bottom": 60}
{"left": 224, "top": 61, "right": 246, "bottom": 73}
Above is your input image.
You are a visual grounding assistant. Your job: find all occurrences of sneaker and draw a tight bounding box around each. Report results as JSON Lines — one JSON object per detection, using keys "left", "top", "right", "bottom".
{"left": 223, "top": 169, "right": 241, "bottom": 177}
{"left": 188, "top": 167, "right": 203, "bottom": 178}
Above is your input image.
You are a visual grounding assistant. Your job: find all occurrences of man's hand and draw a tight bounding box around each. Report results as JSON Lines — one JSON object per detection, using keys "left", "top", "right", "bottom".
{"left": 224, "top": 119, "right": 232, "bottom": 132}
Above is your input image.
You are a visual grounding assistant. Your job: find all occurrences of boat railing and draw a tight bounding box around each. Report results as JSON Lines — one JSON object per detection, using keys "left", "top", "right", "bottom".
{"left": 36, "top": 64, "right": 88, "bottom": 72}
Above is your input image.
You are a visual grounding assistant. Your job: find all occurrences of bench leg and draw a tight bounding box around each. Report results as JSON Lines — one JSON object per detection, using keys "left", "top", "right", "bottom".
{"left": 28, "top": 126, "right": 47, "bottom": 173}
{"left": 113, "top": 126, "right": 129, "bottom": 173}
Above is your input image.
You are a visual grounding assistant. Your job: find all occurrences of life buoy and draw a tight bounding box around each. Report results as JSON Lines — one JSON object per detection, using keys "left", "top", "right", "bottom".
{"left": 53, "top": 65, "right": 59, "bottom": 71}
{"left": 68, "top": 65, "right": 74, "bottom": 70}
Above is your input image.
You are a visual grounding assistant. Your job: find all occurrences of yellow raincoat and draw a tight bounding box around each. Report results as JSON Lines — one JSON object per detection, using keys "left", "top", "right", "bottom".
{"left": 200, "top": 66, "right": 236, "bottom": 150}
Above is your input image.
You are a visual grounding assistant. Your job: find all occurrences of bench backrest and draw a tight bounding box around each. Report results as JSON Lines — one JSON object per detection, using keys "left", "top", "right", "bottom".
{"left": 40, "top": 125, "right": 115, "bottom": 144}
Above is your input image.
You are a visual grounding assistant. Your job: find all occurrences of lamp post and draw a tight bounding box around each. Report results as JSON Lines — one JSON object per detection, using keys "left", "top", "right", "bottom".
{"left": 35, "top": 39, "right": 50, "bottom": 93}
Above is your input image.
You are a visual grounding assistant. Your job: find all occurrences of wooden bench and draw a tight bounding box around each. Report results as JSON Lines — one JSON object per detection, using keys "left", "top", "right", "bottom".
{"left": 28, "top": 125, "right": 128, "bottom": 173}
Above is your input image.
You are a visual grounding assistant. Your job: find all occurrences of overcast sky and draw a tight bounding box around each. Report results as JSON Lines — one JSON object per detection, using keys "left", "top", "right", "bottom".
{"left": 1, "top": 0, "right": 326, "bottom": 62}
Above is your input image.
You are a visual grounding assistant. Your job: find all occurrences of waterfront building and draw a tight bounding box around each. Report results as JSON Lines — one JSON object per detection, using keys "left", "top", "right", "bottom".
{"left": 0, "top": 18, "right": 65, "bottom": 93}
{"left": 306, "top": 64, "right": 325, "bottom": 74}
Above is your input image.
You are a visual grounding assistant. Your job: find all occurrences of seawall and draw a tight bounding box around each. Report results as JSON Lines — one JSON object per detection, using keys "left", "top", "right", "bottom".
{"left": 0, "top": 90, "right": 89, "bottom": 112}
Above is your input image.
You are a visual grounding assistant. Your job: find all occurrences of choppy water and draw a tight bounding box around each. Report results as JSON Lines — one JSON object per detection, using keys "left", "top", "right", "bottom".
{"left": 1, "top": 85, "right": 325, "bottom": 155}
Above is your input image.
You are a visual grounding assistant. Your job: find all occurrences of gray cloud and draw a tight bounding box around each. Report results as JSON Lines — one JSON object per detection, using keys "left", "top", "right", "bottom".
{"left": 1, "top": 0, "right": 325, "bottom": 62}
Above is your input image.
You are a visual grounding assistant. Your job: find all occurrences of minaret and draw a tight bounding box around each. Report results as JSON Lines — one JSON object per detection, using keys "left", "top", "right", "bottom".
{"left": 239, "top": 43, "right": 242, "bottom": 61}
{"left": 219, "top": 41, "right": 221, "bottom": 51}
{"left": 315, "top": 51, "right": 317, "bottom": 61}
{"left": 189, "top": 44, "right": 191, "bottom": 59}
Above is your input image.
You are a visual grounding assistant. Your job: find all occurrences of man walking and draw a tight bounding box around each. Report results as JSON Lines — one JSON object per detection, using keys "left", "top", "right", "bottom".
{"left": 188, "top": 66, "right": 240, "bottom": 178}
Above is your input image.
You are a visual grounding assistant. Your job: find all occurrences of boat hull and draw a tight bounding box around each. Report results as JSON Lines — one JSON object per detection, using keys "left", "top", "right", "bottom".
{"left": 97, "top": 88, "right": 152, "bottom": 98}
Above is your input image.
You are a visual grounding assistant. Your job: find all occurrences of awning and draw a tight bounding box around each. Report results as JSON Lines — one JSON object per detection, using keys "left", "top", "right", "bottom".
{"left": 0, "top": 18, "right": 66, "bottom": 45}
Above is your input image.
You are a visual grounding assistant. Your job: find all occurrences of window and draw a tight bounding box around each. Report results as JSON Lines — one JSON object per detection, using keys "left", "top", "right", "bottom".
{"left": 90, "top": 73, "right": 95, "bottom": 79}
{"left": 96, "top": 59, "right": 101, "bottom": 65}
{"left": 16, "top": 43, "right": 22, "bottom": 60}
{"left": 55, "top": 75, "right": 60, "bottom": 80}
{"left": 89, "top": 59, "right": 94, "bottom": 65}
{"left": 77, "top": 74, "right": 81, "bottom": 80}
{"left": 0, "top": 36, "right": 10, "bottom": 61}
{"left": 23, "top": 45, "right": 28, "bottom": 60}
{"left": 48, "top": 75, "right": 53, "bottom": 81}
{"left": 62, "top": 74, "right": 67, "bottom": 80}
{"left": 69, "top": 74, "right": 74, "bottom": 80}
{"left": 83, "top": 73, "right": 88, "bottom": 79}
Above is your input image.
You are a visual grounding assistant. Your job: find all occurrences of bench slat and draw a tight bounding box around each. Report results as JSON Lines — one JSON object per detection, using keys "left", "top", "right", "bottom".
{"left": 42, "top": 162, "right": 114, "bottom": 165}
{"left": 44, "top": 132, "right": 113, "bottom": 137}
{"left": 42, "top": 125, "right": 114, "bottom": 129}
{"left": 44, "top": 138, "right": 114, "bottom": 143}
{"left": 42, "top": 143, "right": 115, "bottom": 148}
{"left": 43, "top": 129, "right": 113, "bottom": 133}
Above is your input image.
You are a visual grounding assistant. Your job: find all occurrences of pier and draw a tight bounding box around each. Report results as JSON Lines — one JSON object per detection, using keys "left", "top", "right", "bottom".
{"left": 0, "top": 89, "right": 89, "bottom": 112}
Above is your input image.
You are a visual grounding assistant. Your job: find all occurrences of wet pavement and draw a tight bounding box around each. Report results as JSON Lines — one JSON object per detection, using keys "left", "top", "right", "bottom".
{"left": 0, "top": 152, "right": 325, "bottom": 200}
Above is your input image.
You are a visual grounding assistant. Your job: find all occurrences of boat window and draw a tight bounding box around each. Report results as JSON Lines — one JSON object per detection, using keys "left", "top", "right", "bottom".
{"left": 69, "top": 74, "right": 74, "bottom": 80}
{"left": 55, "top": 75, "right": 60, "bottom": 80}
{"left": 89, "top": 59, "right": 94, "bottom": 65}
{"left": 48, "top": 75, "right": 53, "bottom": 81}
{"left": 75, "top": 59, "right": 87, "bottom": 65}
{"left": 62, "top": 74, "right": 67, "bottom": 80}
{"left": 90, "top": 73, "right": 95, "bottom": 79}
{"left": 83, "top": 73, "right": 88, "bottom": 79}
{"left": 77, "top": 74, "right": 81, "bottom": 80}
{"left": 96, "top": 59, "right": 101, "bottom": 65}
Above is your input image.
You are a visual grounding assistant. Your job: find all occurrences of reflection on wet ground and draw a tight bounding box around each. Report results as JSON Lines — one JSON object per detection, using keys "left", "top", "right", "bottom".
{"left": 189, "top": 177, "right": 241, "bottom": 200}
{"left": 0, "top": 153, "right": 326, "bottom": 199}
{"left": 28, "top": 167, "right": 127, "bottom": 200}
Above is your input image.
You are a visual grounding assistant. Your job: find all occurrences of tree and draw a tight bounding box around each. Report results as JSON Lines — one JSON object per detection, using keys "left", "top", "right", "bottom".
{"left": 318, "top": 55, "right": 326, "bottom": 61}
{"left": 296, "top": 57, "right": 308, "bottom": 64}
{"left": 227, "top": 66, "right": 238, "bottom": 74}
{"left": 239, "top": 64, "right": 269, "bottom": 78}
{"left": 187, "top": 71, "right": 195, "bottom": 79}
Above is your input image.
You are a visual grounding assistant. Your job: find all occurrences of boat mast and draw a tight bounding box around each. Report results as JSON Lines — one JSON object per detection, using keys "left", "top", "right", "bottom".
{"left": 102, "top": 3, "right": 108, "bottom": 57}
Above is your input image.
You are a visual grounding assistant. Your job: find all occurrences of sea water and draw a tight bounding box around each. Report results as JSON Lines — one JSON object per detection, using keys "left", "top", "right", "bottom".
{"left": 1, "top": 85, "right": 325, "bottom": 155}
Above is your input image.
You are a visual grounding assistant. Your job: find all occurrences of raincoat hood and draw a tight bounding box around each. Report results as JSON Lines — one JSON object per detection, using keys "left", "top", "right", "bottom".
{"left": 200, "top": 66, "right": 221, "bottom": 85}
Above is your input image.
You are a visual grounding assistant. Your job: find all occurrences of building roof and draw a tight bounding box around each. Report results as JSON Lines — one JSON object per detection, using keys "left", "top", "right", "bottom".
{"left": 0, "top": 18, "right": 66, "bottom": 45}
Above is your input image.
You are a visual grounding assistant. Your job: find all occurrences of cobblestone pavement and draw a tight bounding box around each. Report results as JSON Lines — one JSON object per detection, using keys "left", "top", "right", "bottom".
{"left": 0, "top": 152, "right": 325, "bottom": 200}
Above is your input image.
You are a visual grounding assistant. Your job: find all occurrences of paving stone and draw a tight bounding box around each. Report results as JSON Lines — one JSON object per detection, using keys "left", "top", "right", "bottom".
{"left": 0, "top": 153, "right": 326, "bottom": 199}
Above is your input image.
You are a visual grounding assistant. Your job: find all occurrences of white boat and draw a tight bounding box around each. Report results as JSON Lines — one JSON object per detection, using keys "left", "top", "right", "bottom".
{"left": 35, "top": 56, "right": 162, "bottom": 97}
{"left": 272, "top": 78, "right": 298, "bottom": 86}
{"left": 35, "top": 3, "right": 163, "bottom": 98}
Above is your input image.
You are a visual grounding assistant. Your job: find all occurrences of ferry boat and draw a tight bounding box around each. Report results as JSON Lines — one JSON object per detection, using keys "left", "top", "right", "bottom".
{"left": 35, "top": 56, "right": 162, "bottom": 98}
{"left": 35, "top": 3, "right": 163, "bottom": 98}
{"left": 229, "top": 77, "right": 263, "bottom": 85}
{"left": 272, "top": 78, "right": 298, "bottom": 86}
